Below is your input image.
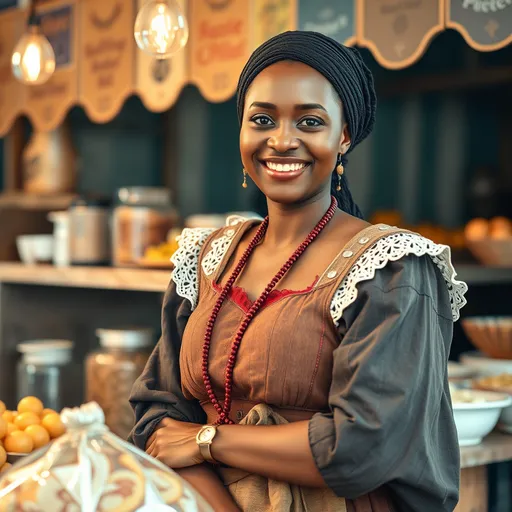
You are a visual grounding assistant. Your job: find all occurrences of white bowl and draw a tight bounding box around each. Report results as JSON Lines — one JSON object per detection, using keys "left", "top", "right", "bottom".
{"left": 452, "top": 390, "right": 512, "bottom": 446}
{"left": 448, "top": 361, "right": 476, "bottom": 382}
{"left": 16, "top": 235, "right": 54, "bottom": 264}
{"left": 472, "top": 375, "right": 512, "bottom": 435}
{"left": 459, "top": 351, "right": 512, "bottom": 377}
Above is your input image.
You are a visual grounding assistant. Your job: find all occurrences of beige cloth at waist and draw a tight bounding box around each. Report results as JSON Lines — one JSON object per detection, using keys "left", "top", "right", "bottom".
{"left": 214, "top": 404, "right": 347, "bottom": 512}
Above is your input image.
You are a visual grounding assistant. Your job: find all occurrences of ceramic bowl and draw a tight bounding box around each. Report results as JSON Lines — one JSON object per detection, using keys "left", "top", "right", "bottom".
{"left": 472, "top": 374, "right": 512, "bottom": 434}
{"left": 16, "top": 234, "right": 53, "bottom": 265}
{"left": 451, "top": 389, "right": 511, "bottom": 446}
{"left": 459, "top": 351, "right": 512, "bottom": 377}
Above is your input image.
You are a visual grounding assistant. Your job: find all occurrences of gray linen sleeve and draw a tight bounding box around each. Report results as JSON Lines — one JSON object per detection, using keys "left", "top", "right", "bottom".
{"left": 128, "top": 281, "right": 206, "bottom": 449}
{"left": 309, "top": 255, "right": 460, "bottom": 512}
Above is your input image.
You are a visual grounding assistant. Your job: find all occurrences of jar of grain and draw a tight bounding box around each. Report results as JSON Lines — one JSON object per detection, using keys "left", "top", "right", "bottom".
{"left": 85, "top": 328, "right": 153, "bottom": 439}
{"left": 112, "top": 187, "right": 179, "bottom": 267}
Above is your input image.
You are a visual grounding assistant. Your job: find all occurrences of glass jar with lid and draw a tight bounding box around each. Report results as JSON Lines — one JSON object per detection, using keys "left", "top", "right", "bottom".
{"left": 85, "top": 328, "right": 153, "bottom": 439}
{"left": 16, "top": 340, "right": 82, "bottom": 411}
{"left": 112, "top": 187, "right": 179, "bottom": 267}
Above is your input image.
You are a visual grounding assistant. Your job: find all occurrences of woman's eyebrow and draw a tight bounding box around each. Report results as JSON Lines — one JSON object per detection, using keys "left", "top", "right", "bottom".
{"left": 248, "top": 102, "right": 327, "bottom": 112}
{"left": 296, "top": 103, "right": 327, "bottom": 112}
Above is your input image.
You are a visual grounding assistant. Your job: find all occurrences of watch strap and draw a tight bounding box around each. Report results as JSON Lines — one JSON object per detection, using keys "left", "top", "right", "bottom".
{"left": 199, "top": 441, "right": 218, "bottom": 464}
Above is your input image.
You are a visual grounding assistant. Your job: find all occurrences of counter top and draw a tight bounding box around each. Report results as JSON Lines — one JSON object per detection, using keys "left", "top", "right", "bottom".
{"left": 460, "top": 432, "right": 512, "bottom": 469}
{"left": 0, "top": 262, "right": 511, "bottom": 293}
{"left": 0, "top": 263, "right": 171, "bottom": 292}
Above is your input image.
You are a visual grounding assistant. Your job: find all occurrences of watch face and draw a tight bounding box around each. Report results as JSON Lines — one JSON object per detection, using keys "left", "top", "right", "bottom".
{"left": 198, "top": 426, "right": 215, "bottom": 443}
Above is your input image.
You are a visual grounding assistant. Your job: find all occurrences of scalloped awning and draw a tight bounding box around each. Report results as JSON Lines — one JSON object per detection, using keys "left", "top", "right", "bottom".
{"left": 0, "top": 0, "right": 509, "bottom": 136}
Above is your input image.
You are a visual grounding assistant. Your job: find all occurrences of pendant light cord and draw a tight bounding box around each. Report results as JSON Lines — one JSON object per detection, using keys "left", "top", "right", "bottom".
{"left": 28, "top": 0, "right": 38, "bottom": 26}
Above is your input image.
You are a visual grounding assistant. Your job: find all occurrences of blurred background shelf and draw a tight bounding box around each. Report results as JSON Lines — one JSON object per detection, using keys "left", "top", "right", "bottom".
{"left": 0, "top": 263, "right": 510, "bottom": 292}
{"left": 0, "top": 193, "right": 76, "bottom": 211}
{"left": 0, "top": 263, "right": 171, "bottom": 292}
{"left": 456, "top": 265, "right": 512, "bottom": 285}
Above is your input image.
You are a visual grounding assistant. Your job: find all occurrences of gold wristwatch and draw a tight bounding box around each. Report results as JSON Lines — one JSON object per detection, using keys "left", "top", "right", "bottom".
{"left": 196, "top": 425, "right": 218, "bottom": 464}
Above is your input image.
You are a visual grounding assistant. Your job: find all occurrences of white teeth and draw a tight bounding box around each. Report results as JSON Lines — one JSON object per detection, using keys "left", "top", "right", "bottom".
{"left": 265, "top": 162, "right": 306, "bottom": 172}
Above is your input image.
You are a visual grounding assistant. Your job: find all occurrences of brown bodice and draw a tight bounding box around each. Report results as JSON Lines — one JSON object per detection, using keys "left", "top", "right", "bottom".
{"left": 180, "top": 220, "right": 364, "bottom": 417}
{"left": 178, "top": 220, "right": 404, "bottom": 510}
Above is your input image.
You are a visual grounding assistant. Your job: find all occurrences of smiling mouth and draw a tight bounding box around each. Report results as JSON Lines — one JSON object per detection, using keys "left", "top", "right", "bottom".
{"left": 260, "top": 160, "right": 311, "bottom": 175}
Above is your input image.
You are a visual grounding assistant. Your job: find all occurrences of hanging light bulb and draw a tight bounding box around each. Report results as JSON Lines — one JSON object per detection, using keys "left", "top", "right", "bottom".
{"left": 134, "top": 0, "right": 189, "bottom": 59}
{"left": 12, "top": 4, "right": 56, "bottom": 85}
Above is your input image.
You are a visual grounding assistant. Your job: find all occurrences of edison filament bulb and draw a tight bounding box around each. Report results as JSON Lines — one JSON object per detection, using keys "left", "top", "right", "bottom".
{"left": 134, "top": 0, "right": 189, "bottom": 59}
{"left": 12, "top": 25, "right": 56, "bottom": 85}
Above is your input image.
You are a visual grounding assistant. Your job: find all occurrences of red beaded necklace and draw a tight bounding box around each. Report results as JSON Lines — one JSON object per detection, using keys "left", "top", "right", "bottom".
{"left": 202, "top": 196, "right": 338, "bottom": 425}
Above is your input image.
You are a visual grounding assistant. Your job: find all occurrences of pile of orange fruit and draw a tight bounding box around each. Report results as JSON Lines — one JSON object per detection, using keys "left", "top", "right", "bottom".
{"left": 464, "top": 217, "right": 512, "bottom": 241}
{"left": 0, "top": 397, "right": 66, "bottom": 474}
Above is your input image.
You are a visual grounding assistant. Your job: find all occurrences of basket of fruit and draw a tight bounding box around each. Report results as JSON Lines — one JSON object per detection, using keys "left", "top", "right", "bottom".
{"left": 461, "top": 317, "right": 512, "bottom": 360}
{"left": 0, "top": 396, "right": 66, "bottom": 473}
{"left": 465, "top": 217, "right": 512, "bottom": 267}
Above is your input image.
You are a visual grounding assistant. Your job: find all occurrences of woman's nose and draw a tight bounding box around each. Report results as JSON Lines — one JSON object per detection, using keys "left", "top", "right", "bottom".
{"left": 267, "top": 124, "right": 300, "bottom": 152}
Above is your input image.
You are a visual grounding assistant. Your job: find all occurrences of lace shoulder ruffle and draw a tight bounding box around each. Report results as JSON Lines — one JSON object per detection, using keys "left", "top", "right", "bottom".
{"left": 170, "top": 216, "right": 253, "bottom": 309}
{"left": 170, "top": 227, "right": 216, "bottom": 309}
{"left": 330, "top": 231, "right": 468, "bottom": 326}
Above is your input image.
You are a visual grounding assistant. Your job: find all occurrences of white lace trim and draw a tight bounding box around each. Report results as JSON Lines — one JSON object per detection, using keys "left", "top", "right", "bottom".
{"left": 330, "top": 232, "right": 468, "bottom": 326}
{"left": 170, "top": 217, "right": 253, "bottom": 308}
{"left": 201, "top": 227, "right": 237, "bottom": 276}
{"left": 172, "top": 226, "right": 468, "bottom": 321}
{"left": 170, "top": 227, "right": 215, "bottom": 309}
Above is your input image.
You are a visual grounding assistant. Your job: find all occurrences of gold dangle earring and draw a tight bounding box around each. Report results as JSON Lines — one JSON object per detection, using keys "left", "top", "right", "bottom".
{"left": 242, "top": 169, "right": 248, "bottom": 188}
{"left": 336, "top": 155, "right": 344, "bottom": 191}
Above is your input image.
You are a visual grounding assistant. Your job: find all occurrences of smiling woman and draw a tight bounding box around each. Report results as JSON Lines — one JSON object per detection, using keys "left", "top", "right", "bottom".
{"left": 241, "top": 65, "right": 347, "bottom": 206}
{"left": 129, "top": 31, "right": 467, "bottom": 512}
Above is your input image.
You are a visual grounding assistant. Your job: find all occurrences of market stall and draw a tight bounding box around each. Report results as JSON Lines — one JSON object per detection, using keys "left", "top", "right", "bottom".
{"left": 0, "top": 1, "right": 510, "bottom": 511}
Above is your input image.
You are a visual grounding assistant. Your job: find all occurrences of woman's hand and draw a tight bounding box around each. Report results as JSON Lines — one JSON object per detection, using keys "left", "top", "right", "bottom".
{"left": 146, "top": 417, "right": 204, "bottom": 469}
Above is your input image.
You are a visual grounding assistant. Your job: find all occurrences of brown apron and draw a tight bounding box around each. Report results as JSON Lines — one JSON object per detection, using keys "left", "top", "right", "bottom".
{"left": 180, "top": 222, "right": 403, "bottom": 512}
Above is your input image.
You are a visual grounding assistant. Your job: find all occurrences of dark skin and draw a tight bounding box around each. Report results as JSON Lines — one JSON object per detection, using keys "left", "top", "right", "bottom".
{"left": 147, "top": 61, "right": 369, "bottom": 509}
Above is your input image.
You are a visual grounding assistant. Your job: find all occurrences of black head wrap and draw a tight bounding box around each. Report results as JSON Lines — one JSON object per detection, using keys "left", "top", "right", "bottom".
{"left": 236, "top": 31, "right": 377, "bottom": 219}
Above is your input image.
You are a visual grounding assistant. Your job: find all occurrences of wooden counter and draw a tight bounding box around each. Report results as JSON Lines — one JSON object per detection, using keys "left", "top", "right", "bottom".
{"left": 460, "top": 432, "right": 512, "bottom": 469}
{"left": 458, "top": 432, "right": 512, "bottom": 511}
{"left": 0, "top": 263, "right": 171, "bottom": 292}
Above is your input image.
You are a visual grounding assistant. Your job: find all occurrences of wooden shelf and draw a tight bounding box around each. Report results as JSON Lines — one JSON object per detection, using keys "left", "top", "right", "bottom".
{"left": 460, "top": 432, "right": 512, "bottom": 469}
{"left": 0, "top": 193, "right": 76, "bottom": 211}
{"left": 455, "top": 264, "right": 512, "bottom": 285}
{"left": 0, "top": 263, "right": 171, "bottom": 292}
{"left": 0, "top": 262, "right": 509, "bottom": 293}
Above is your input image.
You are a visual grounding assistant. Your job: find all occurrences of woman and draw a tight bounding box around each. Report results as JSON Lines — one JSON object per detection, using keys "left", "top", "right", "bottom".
{"left": 129, "top": 31, "right": 467, "bottom": 512}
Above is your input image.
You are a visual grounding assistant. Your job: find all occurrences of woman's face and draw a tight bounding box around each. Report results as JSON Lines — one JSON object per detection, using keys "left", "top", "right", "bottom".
{"left": 240, "top": 60, "right": 351, "bottom": 206}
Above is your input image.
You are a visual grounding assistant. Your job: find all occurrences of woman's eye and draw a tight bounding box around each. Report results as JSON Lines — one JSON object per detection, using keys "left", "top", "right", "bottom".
{"left": 298, "top": 117, "right": 323, "bottom": 128}
{"left": 251, "top": 115, "right": 274, "bottom": 126}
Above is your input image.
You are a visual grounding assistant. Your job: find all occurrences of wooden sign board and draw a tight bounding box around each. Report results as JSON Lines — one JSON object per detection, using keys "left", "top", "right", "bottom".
{"left": 446, "top": 0, "right": 512, "bottom": 51}
{"left": 298, "top": 0, "right": 356, "bottom": 46}
{"left": 189, "top": 0, "right": 250, "bottom": 102}
{"left": 251, "top": 0, "right": 296, "bottom": 49}
{"left": 78, "top": 0, "right": 135, "bottom": 123}
{"left": 358, "top": 0, "right": 445, "bottom": 69}
{"left": 135, "top": 0, "right": 188, "bottom": 112}
{"left": 24, "top": 0, "right": 78, "bottom": 132}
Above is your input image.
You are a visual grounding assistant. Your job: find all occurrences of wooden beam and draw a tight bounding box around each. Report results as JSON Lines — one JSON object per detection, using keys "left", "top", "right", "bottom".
{"left": 377, "top": 66, "right": 512, "bottom": 97}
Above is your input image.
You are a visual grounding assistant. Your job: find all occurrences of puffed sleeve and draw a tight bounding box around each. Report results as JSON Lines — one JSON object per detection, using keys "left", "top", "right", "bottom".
{"left": 308, "top": 255, "right": 460, "bottom": 512}
{"left": 129, "top": 281, "right": 206, "bottom": 450}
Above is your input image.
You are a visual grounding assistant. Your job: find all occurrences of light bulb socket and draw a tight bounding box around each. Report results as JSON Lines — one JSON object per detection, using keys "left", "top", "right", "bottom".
{"left": 27, "top": 15, "right": 41, "bottom": 28}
